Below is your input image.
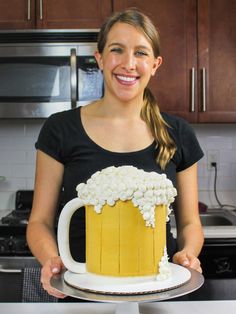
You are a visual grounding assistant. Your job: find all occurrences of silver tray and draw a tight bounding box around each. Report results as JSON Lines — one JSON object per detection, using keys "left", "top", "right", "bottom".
{"left": 51, "top": 268, "right": 204, "bottom": 303}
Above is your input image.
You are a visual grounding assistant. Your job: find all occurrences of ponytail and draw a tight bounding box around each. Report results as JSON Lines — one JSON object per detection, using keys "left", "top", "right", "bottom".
{"left": 141, "top": 88, "right": 176, "bottom": 170}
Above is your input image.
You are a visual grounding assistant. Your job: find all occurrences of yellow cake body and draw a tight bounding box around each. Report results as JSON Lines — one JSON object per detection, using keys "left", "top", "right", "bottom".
{"left": 86, "top": 200, "right": 166, "bottom": 277}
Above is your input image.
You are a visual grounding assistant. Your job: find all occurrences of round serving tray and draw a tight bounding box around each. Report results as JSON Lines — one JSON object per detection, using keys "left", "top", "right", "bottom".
{"left": 51, "top": 266, "right": 204, "bottom": 303}
{"left": 63, "top": 263, "right": 191, "bottom": 295}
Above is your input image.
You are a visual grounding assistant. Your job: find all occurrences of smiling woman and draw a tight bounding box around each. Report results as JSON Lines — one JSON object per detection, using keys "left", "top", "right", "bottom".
{"left": 94, "top": 22, "right": 162, "bottom": 104}
{"left": 27, "top": 8, "right": 204, "bottom": 301}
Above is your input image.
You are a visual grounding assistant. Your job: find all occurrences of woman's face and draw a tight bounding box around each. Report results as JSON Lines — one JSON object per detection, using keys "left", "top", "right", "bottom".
{"left": 95, "top": 22, "right": 162, "bottom": 103}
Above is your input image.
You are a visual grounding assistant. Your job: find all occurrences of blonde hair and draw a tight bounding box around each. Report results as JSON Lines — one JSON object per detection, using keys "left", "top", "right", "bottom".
{"left": 97, "top": 8, "right": 176, "bottom": 169}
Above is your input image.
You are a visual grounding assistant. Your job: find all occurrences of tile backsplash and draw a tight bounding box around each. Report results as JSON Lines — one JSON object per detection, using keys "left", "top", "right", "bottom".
{"left": 0, "top": 120, "right": 236, "bottom": 210}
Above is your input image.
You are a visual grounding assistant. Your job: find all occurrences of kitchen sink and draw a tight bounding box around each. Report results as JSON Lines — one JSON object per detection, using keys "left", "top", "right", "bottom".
{"left": 199, "top": 214, "right": 233, "bottom": 226}
{"left": 170, "top": 208, "right": 236, "bottom": 227}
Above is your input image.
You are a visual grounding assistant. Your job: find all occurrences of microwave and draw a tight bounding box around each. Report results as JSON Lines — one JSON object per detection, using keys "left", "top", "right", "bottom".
{"left": 0, "top": 41, "right": 103, "bottom": 118}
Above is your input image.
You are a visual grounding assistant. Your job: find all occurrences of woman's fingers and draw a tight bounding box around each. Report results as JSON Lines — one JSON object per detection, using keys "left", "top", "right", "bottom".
{"left": 173, "top": 250, "right": 202, "bottom": 273}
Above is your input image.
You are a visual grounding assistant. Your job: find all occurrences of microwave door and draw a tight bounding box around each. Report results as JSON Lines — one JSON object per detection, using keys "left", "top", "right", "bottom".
{"left": 0, "top": 45, "right": 74, "bottom": 118}
{"left": 70, "top": 48, "right": 77, "bottom": 109}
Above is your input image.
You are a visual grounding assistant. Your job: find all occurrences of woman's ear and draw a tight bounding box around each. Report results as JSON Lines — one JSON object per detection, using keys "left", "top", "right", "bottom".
{"left": 94, "top": 51, "right": 103, "bottom": 71}
{"left": 151, "top": 56, "right": 162, "bottom": 76}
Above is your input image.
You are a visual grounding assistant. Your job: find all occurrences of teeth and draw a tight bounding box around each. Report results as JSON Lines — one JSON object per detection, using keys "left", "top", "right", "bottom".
{"left": 116, "top": 75, "right": 136, "bottom": 82}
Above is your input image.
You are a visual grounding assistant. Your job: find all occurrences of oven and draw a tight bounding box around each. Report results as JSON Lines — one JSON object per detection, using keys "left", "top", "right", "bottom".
{"left": 170, "top": 210, "right": 236, "bottom": 301}
{"left": 0, "top": 190, "right": 59, "bottom": 302}
{"left": 0, "top": 31, "right": 103, "bottom": 118}
{"left": 189, "top": 238, "right": 236, "bottom": 300}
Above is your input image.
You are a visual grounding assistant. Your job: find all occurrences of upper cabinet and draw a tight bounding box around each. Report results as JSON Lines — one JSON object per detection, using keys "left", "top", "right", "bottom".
{"left": 0, "top": 0, "right": 36, "bottom": 29}
{"left": 0, "top": 0, "right": 235, "bottom": 122}
{"left": 114, "top": 0, "right": 236, "bottom": 123}
{"left": 197, "top": 0, "right": 236, "bottom": 123}
{"left": 0, "top": 0, "right": 112, "bottom": 29}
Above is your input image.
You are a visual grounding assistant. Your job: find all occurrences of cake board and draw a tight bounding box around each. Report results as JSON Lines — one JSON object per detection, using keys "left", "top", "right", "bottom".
{"left": 51, "top": 264, "right": 204, "bottom": 314}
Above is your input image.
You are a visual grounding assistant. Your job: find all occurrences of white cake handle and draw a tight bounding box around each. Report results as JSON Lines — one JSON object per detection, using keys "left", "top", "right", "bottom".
{"left": 57, "top": 198, "right": 86, "bottom": 273}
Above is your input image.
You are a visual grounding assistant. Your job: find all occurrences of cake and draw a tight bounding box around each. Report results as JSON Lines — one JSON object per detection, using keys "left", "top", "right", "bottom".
{"left": 75, "top": 165, "right": 177, "bottom": 280}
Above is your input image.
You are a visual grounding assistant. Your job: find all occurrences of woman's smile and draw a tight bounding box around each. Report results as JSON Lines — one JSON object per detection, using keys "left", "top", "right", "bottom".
{"left": 95, "top": 22, "right": 162, "bottom": 103}
{"left": 114, "top": 74, "right": 140, "bottom": 86}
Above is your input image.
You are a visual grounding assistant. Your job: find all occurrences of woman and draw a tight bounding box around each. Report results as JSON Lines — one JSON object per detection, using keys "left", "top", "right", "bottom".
{"left": 27, "top": 8, "right": 204, "bottom": 299}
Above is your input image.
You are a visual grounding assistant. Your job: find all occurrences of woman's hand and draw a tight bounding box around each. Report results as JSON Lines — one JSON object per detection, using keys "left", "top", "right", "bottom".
{"left": 173, "top": 250, "right": 202, "bottom": 273}
{"left": 40, "top": 256, "right": 66, "bottom": 298}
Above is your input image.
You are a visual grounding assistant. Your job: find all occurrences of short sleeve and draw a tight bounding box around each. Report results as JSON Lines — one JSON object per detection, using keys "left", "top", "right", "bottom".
{"left": 35, "top": 113, "right": 64, "bottom": 163}
{"left": 162, "top": 113, "right": 204, "bottom": 172}
{"left": 174, "top": 120, "right": 203, "bottom": 172}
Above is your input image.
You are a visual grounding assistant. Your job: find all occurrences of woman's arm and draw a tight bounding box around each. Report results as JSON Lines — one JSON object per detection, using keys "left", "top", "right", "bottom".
{"left": 173, "top": 163, "right": 204, "bottom": 272}
{"left": 26, "top": 150, "right": 65, "bottom": 297}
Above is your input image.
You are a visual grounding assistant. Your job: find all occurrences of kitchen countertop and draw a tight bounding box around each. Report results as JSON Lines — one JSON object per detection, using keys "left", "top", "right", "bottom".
{"left": 171, "top": 226, "right": 236, "bottom": 238}
{"left": 1, "top": 301, "right": 236, "bottom": 314}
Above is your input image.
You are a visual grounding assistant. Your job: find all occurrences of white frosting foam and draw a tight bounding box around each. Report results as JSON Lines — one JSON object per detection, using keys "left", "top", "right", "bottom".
{"left": 76, "top": 165, "right": 177, "bottom": 227}
{"left": 156, "top": 246, "right": 172, "bottom": 281}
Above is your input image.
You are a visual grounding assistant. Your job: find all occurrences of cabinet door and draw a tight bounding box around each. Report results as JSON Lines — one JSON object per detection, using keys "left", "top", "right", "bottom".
{"left": 198, "top": 0, "right": 236, "bottom": 122}
{"left": 36, "top": 0, "right": 112, "bottom": 29}
{"left": 0, "top": 0, "right": 35, "bottom": 29}
{"left": 113, "top": 0, "right": 198, "bottom": 122}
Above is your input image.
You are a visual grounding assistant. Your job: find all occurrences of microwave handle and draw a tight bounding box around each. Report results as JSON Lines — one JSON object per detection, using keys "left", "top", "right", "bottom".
{"left": 70, "top": 49, "right": 77, "bottom": 109}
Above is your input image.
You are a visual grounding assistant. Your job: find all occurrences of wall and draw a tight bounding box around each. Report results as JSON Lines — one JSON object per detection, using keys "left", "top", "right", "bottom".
{"left": 0, "top": 120, "right": 41, "bottom": 209}
{"left": 0, "top": 120, "right": 236, "bottom": 210}
{"left": 194, "top": 124, "right": 236, "bottom": 209}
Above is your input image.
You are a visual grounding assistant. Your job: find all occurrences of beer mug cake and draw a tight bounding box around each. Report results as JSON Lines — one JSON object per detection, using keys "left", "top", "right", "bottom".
{"left": 57, "top": 165, "right": 177, "bottom": 280}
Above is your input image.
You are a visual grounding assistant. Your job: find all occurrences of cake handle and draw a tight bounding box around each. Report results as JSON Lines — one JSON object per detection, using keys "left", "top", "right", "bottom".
{"left": 115, "top": 302, "right": 141, "bottom": 314}
{"left": 57, "top": 198, "right": 86, "bottom": 273}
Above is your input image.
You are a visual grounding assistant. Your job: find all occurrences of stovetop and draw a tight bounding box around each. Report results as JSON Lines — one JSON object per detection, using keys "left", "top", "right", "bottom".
{"left": 0, "top": 190, "right": 64, "bottom": 256}
{"left": 0, "top": 190, "right": 33, "bottom": 226}
{"left": 1, "top": 209, "right": 30, "bottom": 226}
{"left": 0, "top": 190, "right": 34, "bottom": 256}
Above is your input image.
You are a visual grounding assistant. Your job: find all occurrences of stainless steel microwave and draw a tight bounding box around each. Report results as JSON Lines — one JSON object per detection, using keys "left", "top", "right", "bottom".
{"left": 0, "top": 42, "right": 103, "bottom": 118}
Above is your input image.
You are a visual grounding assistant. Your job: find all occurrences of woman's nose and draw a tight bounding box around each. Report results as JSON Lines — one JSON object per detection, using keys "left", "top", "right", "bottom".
{"left": 121, "top": 53, "right": 136, "bottom": 70}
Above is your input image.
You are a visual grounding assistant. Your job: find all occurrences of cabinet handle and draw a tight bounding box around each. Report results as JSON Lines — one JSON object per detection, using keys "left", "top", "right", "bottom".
{"left": 191, "top": 67, "right": 195, "bottom": 112}
{"left": 0, "top": 267, "right": 22, "bottom": 273}
{"left": 70, "top": 49, "right": 77, "bottom": 108}
{"left": 27, "top": 0, "right": 31, "bottom": 20}
{"left": 202, "top": 67, "right": 206, "bottom": 112}
{"left": 39, "top": 0, "right": 43, "bottom": 20}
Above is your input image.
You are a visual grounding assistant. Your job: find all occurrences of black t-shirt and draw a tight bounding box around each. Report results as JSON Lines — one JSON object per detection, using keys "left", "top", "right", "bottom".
{"left": 35, "top": 106, "right": 203, "bottom": 261}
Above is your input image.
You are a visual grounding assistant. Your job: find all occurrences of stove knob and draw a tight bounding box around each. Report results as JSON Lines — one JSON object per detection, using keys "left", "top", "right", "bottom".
{"left": 0, "top": 240, "right": 8, "bottom": 253}
{"left": 8, "top": 237, "right": 16, "bottom": 250}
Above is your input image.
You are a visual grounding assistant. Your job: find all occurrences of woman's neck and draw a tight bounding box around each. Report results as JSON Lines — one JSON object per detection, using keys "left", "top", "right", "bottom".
{"left": 94, "top": 94, "right": 144, "bottom": 119}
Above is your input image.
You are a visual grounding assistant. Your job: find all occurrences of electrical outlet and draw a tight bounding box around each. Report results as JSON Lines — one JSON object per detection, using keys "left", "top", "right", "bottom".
{"left": 207, "top": 149, "right": 220, "bottom": 170}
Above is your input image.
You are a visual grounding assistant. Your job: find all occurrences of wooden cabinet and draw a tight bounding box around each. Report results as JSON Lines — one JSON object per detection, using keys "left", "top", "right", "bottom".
{"left": 0, "top": 0, "right": 35, "bottom": 29}
{"left": 0, "top": 0, "right": 235, "bottom": 122}
{"left": 36, "top": 0, "right": 112, "bottom": 29}
{"left": 114, "top": 0, "right": 236, "bottom": 123}
{"left": 197, "top": 0, "right": 236, "bottom": 123}
{"left": 0, "top": 0, "right": 112, "bottom": 29}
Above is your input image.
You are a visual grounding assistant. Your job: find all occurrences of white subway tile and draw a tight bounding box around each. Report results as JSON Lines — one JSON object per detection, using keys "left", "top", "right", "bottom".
{"left": 25, "top": 120, "right": 44, "bottom": 136}
{"left": 26, "top": 150, "right": 36, "bottom": 163}
{"left": 220, "top": 150, "right": 236, "bottom": 164}
{"left": 0, "top": 121, "right": 25, "bottom": 137}
{"left": 198, "top": 177, "right": 209, "bottom": 190}
{"left": 0, "top": 191, "right": 15, "bottom": 210}
{"left": 0, "top": 178, "right": 27, "bottom": 192}
{"left": 0, "top": 165, "right": 11, "bottom": 177}
{"left": 198, "top": 190, "right": 236, "bottom": 208}
{"left": 218, "top": 176, "right": 236, "bottom": 190}
{"left": 0, "top": 150, "right": 26, "bottom": 164}
{"left": 197, "top": 163, "right": 207, "bottom": 177}
{"left": 10, "top": 164, "right": 35, "bottom": 178}
{"left": 26, "top": 178, "right": 35, "bottom": 189}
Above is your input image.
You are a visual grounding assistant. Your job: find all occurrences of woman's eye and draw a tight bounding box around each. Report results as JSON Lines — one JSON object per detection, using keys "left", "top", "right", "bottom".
{"left": 110, "top": 47, "right": 123, "bottom": 53}
{"left": 135, "top": 50, "right": 148, "bottom": 57}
